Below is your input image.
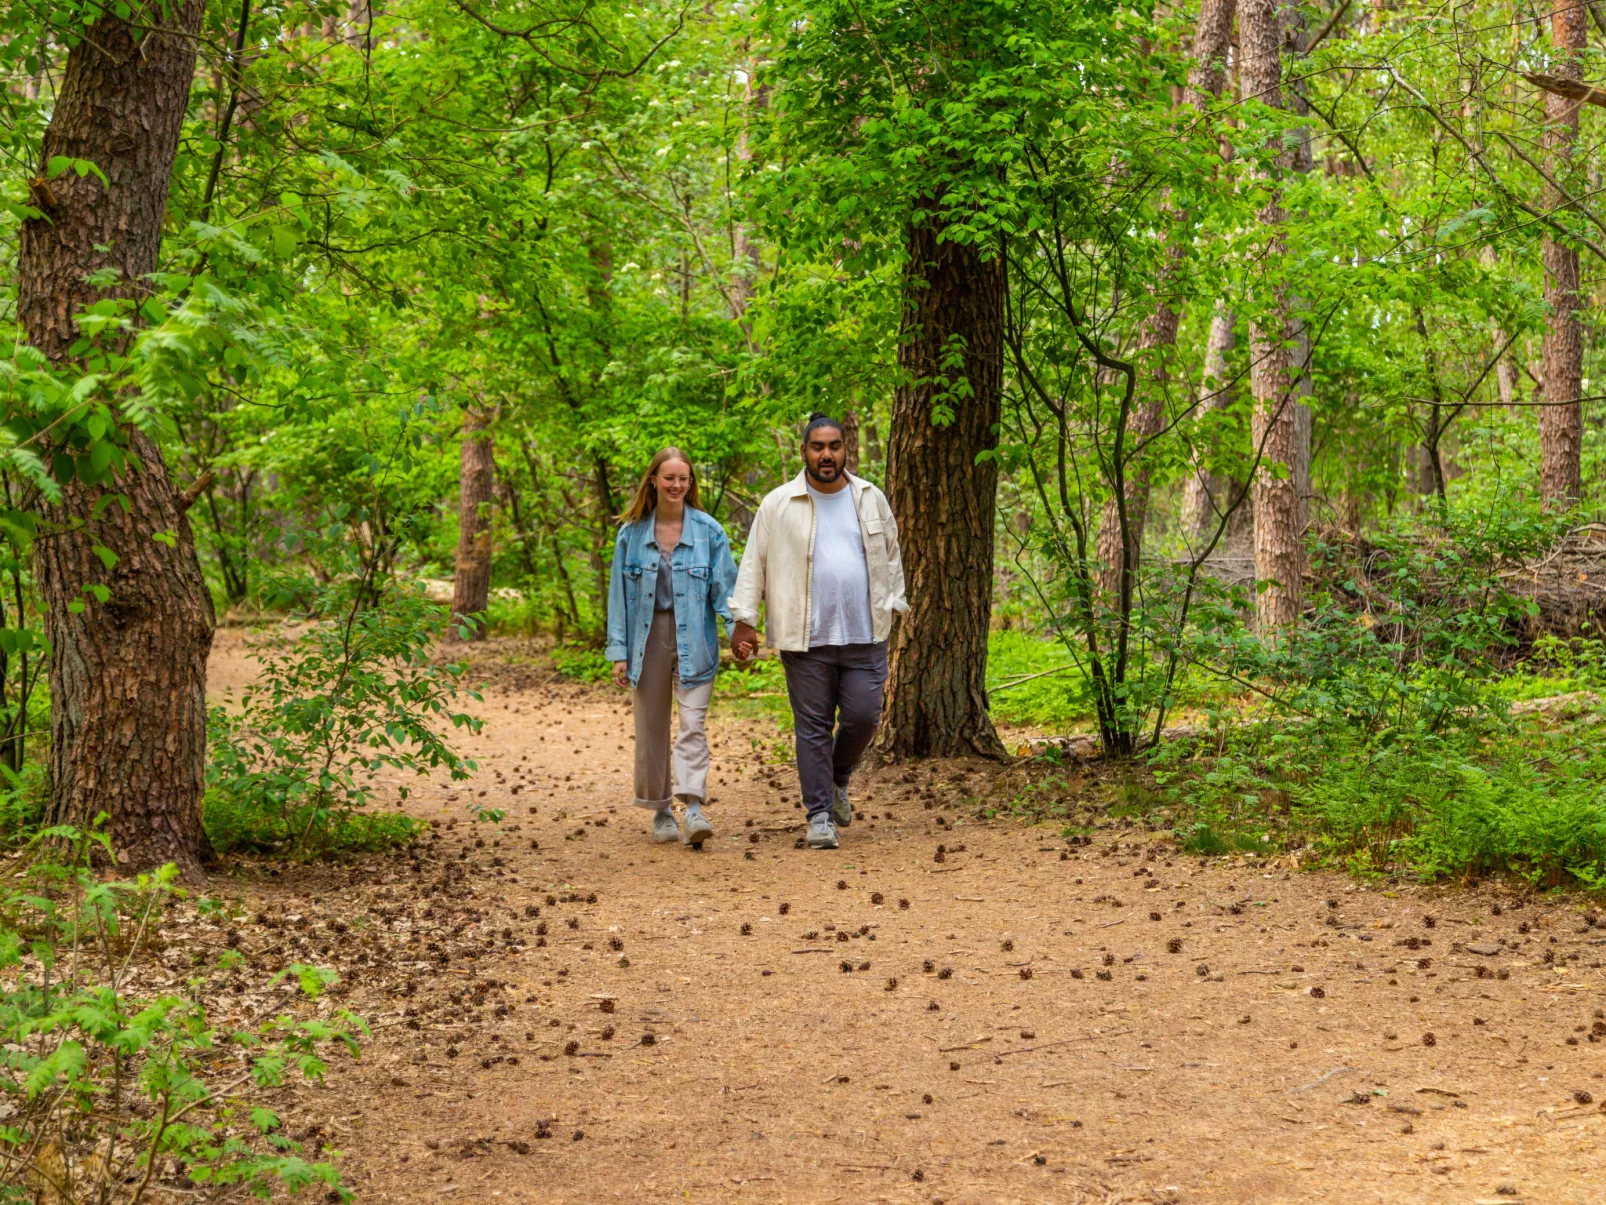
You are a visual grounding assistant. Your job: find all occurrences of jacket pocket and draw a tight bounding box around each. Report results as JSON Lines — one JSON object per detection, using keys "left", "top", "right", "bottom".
{"left": 686, "top": 564, "right": 711, "bottom": 596}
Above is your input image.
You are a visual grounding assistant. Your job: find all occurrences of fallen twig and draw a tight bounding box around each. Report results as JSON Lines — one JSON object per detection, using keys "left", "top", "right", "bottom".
{"left": 1288, "top": 1066, "right": 1355, "bottom": 1094}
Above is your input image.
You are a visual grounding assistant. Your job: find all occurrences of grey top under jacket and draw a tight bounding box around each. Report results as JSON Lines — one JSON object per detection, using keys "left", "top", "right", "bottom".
{"left": 653, "top": 552, "right": 675, "bottom": 611}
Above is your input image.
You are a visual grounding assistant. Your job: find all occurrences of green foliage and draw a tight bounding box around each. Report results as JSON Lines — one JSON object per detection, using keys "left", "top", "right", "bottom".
{"left": 550, "top": 642, "right": 612, "bottom": 684}
{"left": 0, "top": 828, "right": 362, "bottom": 1202}
{"left": 207, "top": 539, "right": 482, "bottom": 857}
{"left": 1151, "top": 498, "right": 1606, "bottom": 887}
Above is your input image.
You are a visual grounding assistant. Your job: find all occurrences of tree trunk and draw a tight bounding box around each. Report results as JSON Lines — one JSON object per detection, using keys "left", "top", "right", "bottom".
{"left": 1179, "top": 0, "right": 1246, "bottom": 549}
{"left": 1181, "top": 303, "right": 1250, "bottom": 544}
{"left": 1541, "top": 0, "right": 1586, "bottom": 509}
{"left": 876, "top": 213, "right": 1006, "bottom": 761}
{"left": 449, "top": 404, "right": 496, "bottom": 640}
{"left": 1240, "top": 0, "right": 1304, "bottom": 632}
{"left": 1094, "top": 303, "right": 1177, "bottom": 604}
{"left": 17, "top": 0, "right": 215, "bottom": 871}
{"left": 1096, "top": 0, "right": 1238, "bottom": 601}
{"left": 840, "top": 409, "right": 862, "bottom": 474}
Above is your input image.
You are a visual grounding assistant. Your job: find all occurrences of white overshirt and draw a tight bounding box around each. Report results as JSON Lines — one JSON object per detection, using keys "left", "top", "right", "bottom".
{"left": 729, "top": 472, "right": 908, "bottom": 652}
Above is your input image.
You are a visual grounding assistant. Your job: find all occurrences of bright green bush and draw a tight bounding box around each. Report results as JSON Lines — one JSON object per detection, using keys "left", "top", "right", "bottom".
{"left": 0, "top": 829, "right": 362, "bottom": 1203}
{"left": 208, "top": 554, "right": 483, "bottom": 857}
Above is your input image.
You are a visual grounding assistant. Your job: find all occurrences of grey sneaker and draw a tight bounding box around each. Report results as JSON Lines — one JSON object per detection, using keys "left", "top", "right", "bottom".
{"left": 682, "top": 804, "right": 713, "bottom": 848}
{"left": 652, "top": 809, "right": 680, "bottom": 843}
{"left": 831, "top": 782, "right": 853, "bottom": 828}
{"left": 806, "top": 813, "right": 839, "bottom": 850}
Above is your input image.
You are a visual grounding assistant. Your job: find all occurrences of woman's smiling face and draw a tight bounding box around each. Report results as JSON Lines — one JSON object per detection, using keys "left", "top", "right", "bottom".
{"left": 654, "top": 458, "right": 692, "bottom": 505}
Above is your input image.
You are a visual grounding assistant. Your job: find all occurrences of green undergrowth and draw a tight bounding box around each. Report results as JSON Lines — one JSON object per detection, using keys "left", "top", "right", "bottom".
{"left": 1146, "top": 689, "right": 1606, "bottom": 890}
{"left": 0, "top": 828, "right": 361, "bottom": 1202}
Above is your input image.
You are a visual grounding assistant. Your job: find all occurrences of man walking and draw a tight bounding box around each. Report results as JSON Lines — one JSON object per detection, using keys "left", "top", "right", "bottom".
{"left": 730, "top": 413, "right": 907, "bottom": 849}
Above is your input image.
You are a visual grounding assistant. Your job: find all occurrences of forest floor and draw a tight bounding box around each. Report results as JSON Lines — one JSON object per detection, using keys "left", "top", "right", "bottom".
{"left": 202, "top": 634, "right": 1606, "bottom": 1205}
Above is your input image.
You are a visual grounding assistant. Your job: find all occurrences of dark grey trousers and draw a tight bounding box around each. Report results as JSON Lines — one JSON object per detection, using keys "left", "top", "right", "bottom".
{"left": 780, "top": 642, "right": 888, "bottom": 819}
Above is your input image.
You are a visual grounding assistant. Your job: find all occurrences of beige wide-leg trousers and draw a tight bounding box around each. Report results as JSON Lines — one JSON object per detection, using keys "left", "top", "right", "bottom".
{"left": 633, "top": 610, "right": 714, "bottom": 809}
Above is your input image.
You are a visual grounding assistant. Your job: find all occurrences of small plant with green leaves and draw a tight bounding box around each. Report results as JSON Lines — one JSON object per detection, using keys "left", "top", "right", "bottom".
{"left": 208, "top": 530, "right": 483, "bottom": 856}
{"left": 0, "top": 827, "right": 363, "bottom": 1203}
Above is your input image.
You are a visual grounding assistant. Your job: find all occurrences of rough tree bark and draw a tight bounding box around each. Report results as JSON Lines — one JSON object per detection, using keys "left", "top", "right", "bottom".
{"left": 875, "top": 212, "right": 1007, "bottom": 761}
{"left": 1241, "top": 0, "right": 1304, "bottom": 631}
{"left": 1541, "top": 0, "right": 1585, "bottom": 509}
{"left": 17, "top": 0, "right": 215, "bottom": 870}
{"left": 449, "top": 404, "right": 496, "bottom": 641}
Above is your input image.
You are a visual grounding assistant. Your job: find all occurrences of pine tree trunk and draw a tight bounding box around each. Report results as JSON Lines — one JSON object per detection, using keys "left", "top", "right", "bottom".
{"left": 876, "top": 213, "right": 1006, "bottom": 761}
{"left": 1182, "top": 303, "right": 1250, "bottom": 544}
{"left": 17, "top": 1, "right": 215, "bottom": 871}
{"left": 1096, "top": 0, "right": 1239, "bottom": 600}
{"left": 449, "top": 404, "right": 496, "bottom": 640}
{"left": 1241, "top": 0, "right": 1304, "bottom": 632}
{"left": 840, "top": 409, "right": 861, "bottom": 475}
{"left": 1179, "top": 0, "right": 1246, "bottom": 550}
{"left": 1541, "top": 0, "right": 1585, "bottom": 509}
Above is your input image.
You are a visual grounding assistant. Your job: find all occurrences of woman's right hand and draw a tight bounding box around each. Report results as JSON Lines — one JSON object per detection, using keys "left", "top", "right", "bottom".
{"left": 612, "top": 661, "right": 629, "bottom": 688}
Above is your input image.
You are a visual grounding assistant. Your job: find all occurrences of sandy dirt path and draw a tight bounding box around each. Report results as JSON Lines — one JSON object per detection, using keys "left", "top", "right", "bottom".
{"left": 207, "top": 634, "right": 1606, "bottom": 1205}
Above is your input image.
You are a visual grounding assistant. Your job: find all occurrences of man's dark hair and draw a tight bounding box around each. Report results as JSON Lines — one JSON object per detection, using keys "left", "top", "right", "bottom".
{"left": 803, "top": 411, "right": 844, "bottom": 441}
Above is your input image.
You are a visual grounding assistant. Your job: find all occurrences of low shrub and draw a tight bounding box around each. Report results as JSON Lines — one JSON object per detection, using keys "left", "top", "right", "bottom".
{"left": 208, "top": 562, "right": 483, "bottom": 858}
{"left": 0, "top": 828, "right": 362, "bottom": 1202}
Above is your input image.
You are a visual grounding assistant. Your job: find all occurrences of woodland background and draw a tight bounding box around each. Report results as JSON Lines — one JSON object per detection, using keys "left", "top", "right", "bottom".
{"left": 11, "top": 1, "right": 1606, "bottom": 1197}
{"left": 5, "top": 0, "right": 1606, "bottom": 883}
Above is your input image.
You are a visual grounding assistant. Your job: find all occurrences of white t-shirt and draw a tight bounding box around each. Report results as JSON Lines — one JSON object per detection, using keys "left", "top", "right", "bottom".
{"left": 807, "top": 482, "right": 875, "bottom": 647}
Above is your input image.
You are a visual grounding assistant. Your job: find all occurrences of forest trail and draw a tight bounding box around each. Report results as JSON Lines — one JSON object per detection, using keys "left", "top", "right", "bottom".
{"left": 208, "top": 635, "right": 1606, "bottom": 1205}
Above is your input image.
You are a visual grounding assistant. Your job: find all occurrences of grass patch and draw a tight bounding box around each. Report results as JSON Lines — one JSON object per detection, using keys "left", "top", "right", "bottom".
{"left": 205, "top": 785, "right": 423, "bottom": 857}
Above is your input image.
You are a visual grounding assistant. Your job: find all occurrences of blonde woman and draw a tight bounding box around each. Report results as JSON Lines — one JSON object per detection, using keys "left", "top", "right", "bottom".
{"left": 605, "top": 448, "right": 739, "bottom": 846}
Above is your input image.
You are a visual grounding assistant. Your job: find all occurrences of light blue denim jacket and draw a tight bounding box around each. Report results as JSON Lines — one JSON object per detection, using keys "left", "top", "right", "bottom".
{"left": 605, "top": 507, "right": 739, "bottom": 688}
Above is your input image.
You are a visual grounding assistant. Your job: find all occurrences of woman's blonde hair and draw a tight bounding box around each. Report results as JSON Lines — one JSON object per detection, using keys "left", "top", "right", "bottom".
{"left": 618, "top": 447, "right": 702, "bottom": 523}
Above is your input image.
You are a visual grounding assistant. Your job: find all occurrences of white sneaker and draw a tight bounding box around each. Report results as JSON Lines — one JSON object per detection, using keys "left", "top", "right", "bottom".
{"left": 682, "top": 804, "right": 713, "bottom": 848}
{"left": 652, "top": 809, "right": 679, "bottom": 843}
{"left": 831, "top": 783, "right": 853, "bottom": 828}
{"left": 806, "top": 814, "right": 839, "bottom": 849}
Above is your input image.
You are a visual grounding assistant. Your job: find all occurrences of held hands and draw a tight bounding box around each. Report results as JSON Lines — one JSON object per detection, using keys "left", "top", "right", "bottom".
{"left": 731, "top": 621, "right": 759, "bottom": 662}
{"left": 612, "top": 661, "right": 629, "bottom": 688}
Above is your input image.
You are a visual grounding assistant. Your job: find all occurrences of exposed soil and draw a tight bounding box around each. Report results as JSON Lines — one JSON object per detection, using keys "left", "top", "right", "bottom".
{"left": 201, "top": 632, "right": 1606, "bottom": 1204}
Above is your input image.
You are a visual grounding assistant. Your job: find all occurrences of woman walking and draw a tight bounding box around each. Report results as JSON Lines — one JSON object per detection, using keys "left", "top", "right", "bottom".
{"left": 605, "top": 448, "right": 739, "bottom": 846}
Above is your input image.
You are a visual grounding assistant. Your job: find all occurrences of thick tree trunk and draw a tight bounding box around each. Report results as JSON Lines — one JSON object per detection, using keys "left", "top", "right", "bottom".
{"left": 876, "top": 214, "right": 1006, "bottom": 761}
{"left": 17, "top": 1, "right": 215, "bottom": 870}
{"left": 1241, "top": 0, "right": 1304, "bottom": 632}
{"left": 449, "top": 404, "right": 496, "bottom": 640}
{"left": 1541, "top": 0, "right": 1585, "bottom": 509}
{"left": 1183, "top": 0, "right": 1237, "bottom": 110}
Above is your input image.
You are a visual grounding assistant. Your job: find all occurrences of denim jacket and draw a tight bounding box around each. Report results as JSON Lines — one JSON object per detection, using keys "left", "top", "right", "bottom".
{"left": 605, "top": 507, "right": 739, "bottom": 688}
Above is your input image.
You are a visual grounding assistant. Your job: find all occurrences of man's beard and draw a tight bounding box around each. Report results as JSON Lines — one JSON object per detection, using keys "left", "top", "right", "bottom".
{"left": 806, "top": 459, "right": 840, "bottom": 483}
